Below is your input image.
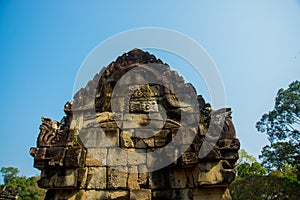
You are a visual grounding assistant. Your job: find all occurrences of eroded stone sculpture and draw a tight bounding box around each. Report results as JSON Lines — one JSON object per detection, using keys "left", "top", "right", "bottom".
{"left": 30, "top": 49, "right": 240, "bottom": 200}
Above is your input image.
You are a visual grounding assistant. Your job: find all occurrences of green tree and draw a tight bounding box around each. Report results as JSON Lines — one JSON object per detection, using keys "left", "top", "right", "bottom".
{"left": 235, "top": 149, "right": 266, "bottom": 178}
{"left": 230, "top": 175, "right": 300, "bottom": 200}
{"left": 237, "top": 162, "right": 266, "bottom": 178}
{"left": 0, "top": 167, "right": 45, "bottom": 200}
{"left": 237, "top": 149, "right": 256, "bottom": 165}
{"left": 256, "top": 80, "right": 300, "bottom": 179}
{"left": 0, "top": 167, "right": 19, "bottom": 184}
{"left": 281, "top": 163, "right": 298, "bottom": 180}
{"left": 269, "top": 163, "right": 299, "bottom": 184}
{"left": 230, "top": 150, "right": 298, "bottom": 200}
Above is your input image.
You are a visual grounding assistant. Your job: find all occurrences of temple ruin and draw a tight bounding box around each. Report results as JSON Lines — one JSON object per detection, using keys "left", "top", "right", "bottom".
{"left": 30, "top": 49, "right": 240, "bottom": 200}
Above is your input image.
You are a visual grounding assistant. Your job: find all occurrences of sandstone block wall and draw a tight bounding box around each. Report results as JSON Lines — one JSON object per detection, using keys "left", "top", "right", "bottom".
{"left": 30, "top": 49, "right": 240, "bottom": 200}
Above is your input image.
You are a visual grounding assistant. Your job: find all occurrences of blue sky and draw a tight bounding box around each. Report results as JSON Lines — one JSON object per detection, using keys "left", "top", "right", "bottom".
{"left": 0, "top": 1, "right": 299, "bottom": 178}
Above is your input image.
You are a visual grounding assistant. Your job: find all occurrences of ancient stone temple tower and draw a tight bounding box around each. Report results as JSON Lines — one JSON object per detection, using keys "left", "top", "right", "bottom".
{"left": 30, "top": 49, "right": 240, "bottom": 200}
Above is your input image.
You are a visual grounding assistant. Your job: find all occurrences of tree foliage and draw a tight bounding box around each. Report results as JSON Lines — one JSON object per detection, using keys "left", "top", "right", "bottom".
{"left": 230, "top": 174, "right": 300, "bottom": 200}
{"left": 0, "top": 167, "right": 45, "bottom": 200}
{"left": 230, "top": 150, "right": 299, "bottom": 199}
{"left": 235, "top": 149, "right": 266, "bottom": 178}
{"left": 237, "top": 149, "right": 256, "bottom": 165}
{"left": 256, "top": 80, "right": 300, "bottom": 178}
{"left": 237, "top": 162, "right": 266, "bottom": 178}
{"left": 1, "top": 167, "right": 19, "bottom": 184}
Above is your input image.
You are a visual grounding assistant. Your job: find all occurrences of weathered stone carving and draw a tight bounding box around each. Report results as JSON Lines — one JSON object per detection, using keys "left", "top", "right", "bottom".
{"left": 30, "top": 49, "right": 240, "bottom": 199}
{"left": 0, "top": 186, "right": 19, "bottom": 200}
{"left": 37, "top": 117, "right": 59, "bottom": 147}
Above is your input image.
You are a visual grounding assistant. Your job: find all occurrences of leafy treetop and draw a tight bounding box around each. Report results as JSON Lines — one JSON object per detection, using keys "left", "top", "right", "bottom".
{"left": 256, "top": 80, "right": 300, "bottom": 179}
